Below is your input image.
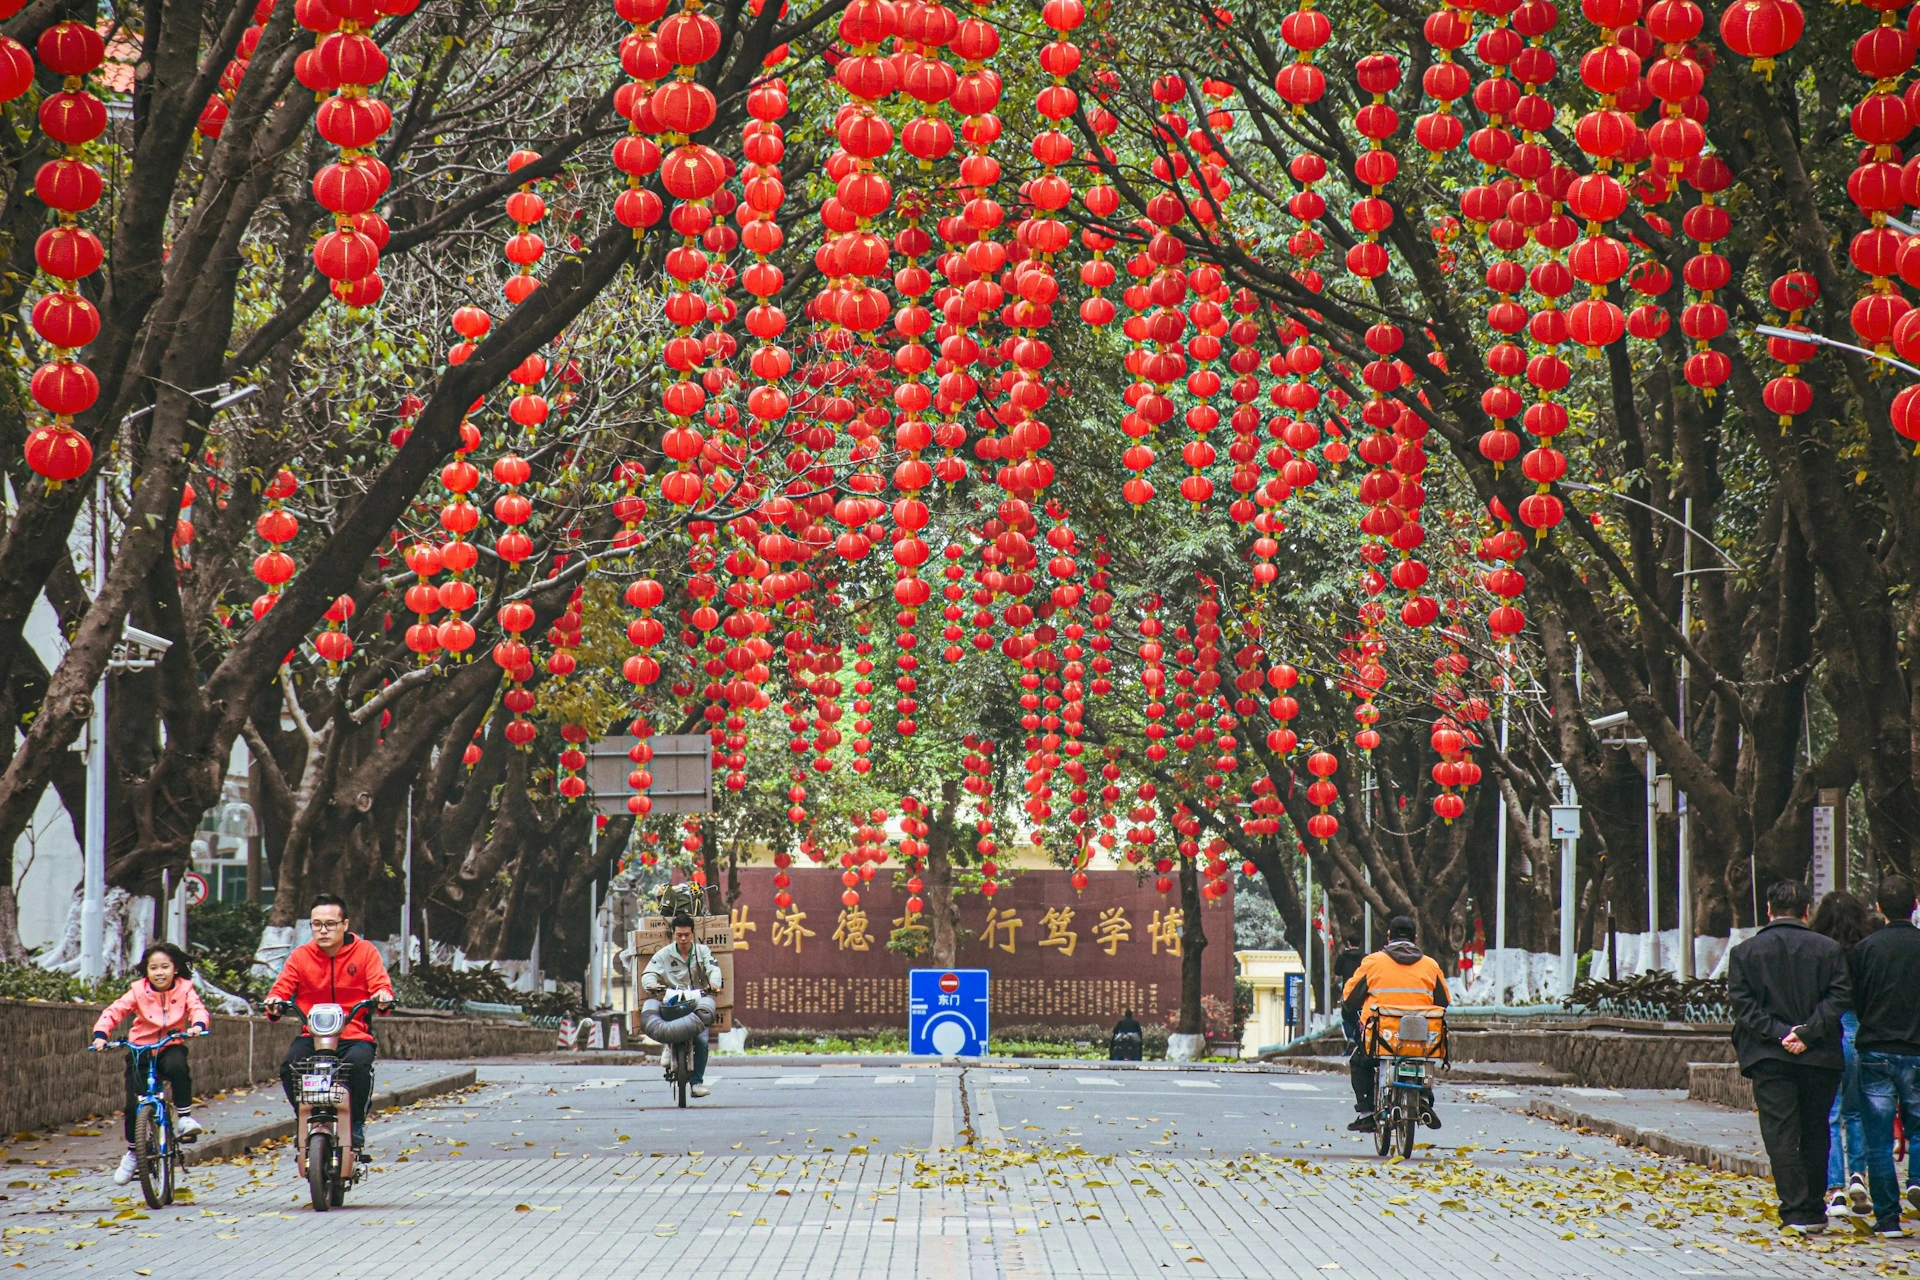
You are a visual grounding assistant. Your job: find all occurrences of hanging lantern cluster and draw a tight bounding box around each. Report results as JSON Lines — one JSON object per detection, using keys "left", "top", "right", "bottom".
{"left": 1480, "top": 498, "right": 1530, "bottom": 640}
{"left": 1677, "top": 156, "right": 1734, "bottom": 395}
{"left": 492, "top": 451, "right": 534, "bottom": 568}
{"left": 547, "top": 588, "right": 584, "bottom": 681}
{"left": 304, "top": 0, "right": 407, "bottom": 305}
{"left": 252, "top": 469, "right": 301, "bottom": 619}
{"left": 199, "top": 0, "right": 272, "bottom": 137}
{"left": 434, "top": 412, "right": 484, "bottom": 658}
{"left": 496, "top": 595, "right": 538, "bottom": 749}
{"left": 1304, "top": 748, "right": 1340, "bottom": 842}
{"left": 502, "top": 149, "right": 547, "bottom": 308}
{"left": 557, "top": 723, "right": 590, "bottom": 801}
{"left": 1179, "top": 262, "right": 1225, "bottom": 508}
{"left": 315, "top": 594, "right": 356, "bottom": 669}
{"left": 1273, "top": 0, "right": 1329, "bottom": 113}
{"left": 26, "top": 20, "right": 113, "bottom": 487}
{"left": 842, "top": 806, "right": 889, "bottom": 906}
{"left": 1264, "top": 659, "right": 1300, "bottom": 755}
{"left": 899, "top": 795, "right": 930, "bottom": 914}
{"left": 402, "top": 540, "right": 442, "bottom": 661}
{"left": 651, "top": 0, "right": 728, "bottom": 513}
{"left": 612, "top": 0, "right": 667, "bottom": 235}
{"left": 1416, "top": 0, "right": 1474, "bottom": 156}
{"left": 960, "top": 733, "right": 998, "bottom": 897}
{"left": 1845, "top": 11, "right": 1914, "bottom": 361}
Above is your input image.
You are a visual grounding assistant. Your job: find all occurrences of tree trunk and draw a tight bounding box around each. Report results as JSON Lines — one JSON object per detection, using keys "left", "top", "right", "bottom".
{"left": 1175, "top": 856, "right": 1207, "bottom": 1037}
{"left": 924, "top": 782, "right": 962, "bottom": 969}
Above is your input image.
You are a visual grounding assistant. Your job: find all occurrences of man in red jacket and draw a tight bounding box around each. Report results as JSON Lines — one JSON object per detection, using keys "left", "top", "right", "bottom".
{"left": 266, "top": 894, "right": 394, "bottom": 1155}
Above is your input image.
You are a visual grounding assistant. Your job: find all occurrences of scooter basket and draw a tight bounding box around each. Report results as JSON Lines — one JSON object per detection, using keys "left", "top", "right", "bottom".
{"left": 295, "top": 1061, "right": 348, "bottom": 1107}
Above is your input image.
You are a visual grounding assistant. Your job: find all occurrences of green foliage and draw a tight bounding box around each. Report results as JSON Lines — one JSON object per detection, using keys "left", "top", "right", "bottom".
{"left": 0, "top": 962, "right": 124, "bottom": 1005}
{"left": 187, "top": 900, "right": 271, "bottom": 1001}
{"left": 884, "top": 923, "right": 929, "bottom": 958}
{"left": 1, "top": 964, "right": 117, "bottom": 1004}
{"left": 392, "top": 959, "right": 519, "bottom": 1009}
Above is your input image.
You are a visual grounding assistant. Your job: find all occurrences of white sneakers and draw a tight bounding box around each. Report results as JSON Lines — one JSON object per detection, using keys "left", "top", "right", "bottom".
{"left": 113, "top": 1151, "right": 139, "bottom": 1185}
{"left": 691, "top": 1084, "right": 710, "bottom": 1098}
{"left": 177, "top": 1114, "right": 203, "bottom": 1140}
{"left": 1849, "top": 1174, "right": 1873, "bottom": 1216}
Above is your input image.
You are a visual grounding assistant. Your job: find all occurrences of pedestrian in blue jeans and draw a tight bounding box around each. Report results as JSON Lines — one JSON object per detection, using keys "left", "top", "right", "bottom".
{"left": 1849, "top": 875, "right": 1920, "bottom": 1237}
{"left": 1812, "top": 890, "right": 1874, "bottom": 1218}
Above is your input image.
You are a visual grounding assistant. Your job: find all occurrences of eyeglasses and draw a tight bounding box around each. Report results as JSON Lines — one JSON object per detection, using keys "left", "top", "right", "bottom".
{"left": 310, "top": 918, "right": 345, "bottom": 930}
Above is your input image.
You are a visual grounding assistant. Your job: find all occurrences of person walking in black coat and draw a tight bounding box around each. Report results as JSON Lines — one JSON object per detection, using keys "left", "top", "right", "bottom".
{"left": 1850, "top": 874, "right": 1920, "bottom": 1237}
{"left": 1728, "top": 879, "right": 1853, "bottom": 1235}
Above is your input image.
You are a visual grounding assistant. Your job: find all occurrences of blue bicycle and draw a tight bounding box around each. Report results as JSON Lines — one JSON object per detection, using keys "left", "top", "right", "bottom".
{"left": 100, "top": 1031, "right": 195, "bottom": 1208}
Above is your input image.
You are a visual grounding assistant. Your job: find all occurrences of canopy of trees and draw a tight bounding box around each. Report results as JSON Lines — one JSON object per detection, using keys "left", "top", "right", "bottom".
{"left": 0, "top": 0, "right": 1900, "bottom": 991}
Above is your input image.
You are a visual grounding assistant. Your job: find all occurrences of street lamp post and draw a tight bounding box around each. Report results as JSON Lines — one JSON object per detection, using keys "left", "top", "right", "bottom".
{"left": 1493, "top": 683, "right": 1509, "bottom": 1004}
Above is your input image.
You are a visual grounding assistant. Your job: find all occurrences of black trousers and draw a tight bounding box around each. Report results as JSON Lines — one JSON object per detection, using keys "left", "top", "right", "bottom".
{"left": 123, "top": 1045, "right": 192, "bottom": 1144}
{"left": 1749, "top": 1059, "right": 1841, "bottom": 1226}
{"left": 280, "top": 1038, "right": 376, "bottom": 1143}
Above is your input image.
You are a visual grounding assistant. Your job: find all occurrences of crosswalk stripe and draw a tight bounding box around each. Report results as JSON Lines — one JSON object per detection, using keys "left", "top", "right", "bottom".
{"left": 1175, "top": 1080, "right": 1221, "bottom": 1089}
{"left": 1075, "top": 1076, "right": 1124, "bottom": 1087}
{"left": 776, "top": 1075, "right": 818, "bottom": 1085}
{"left": 1271, "top": 1081, "right": 1321, "bottom": 1092}
{"left": 874, "top": 1075, "right": 916, "bottom": 1084}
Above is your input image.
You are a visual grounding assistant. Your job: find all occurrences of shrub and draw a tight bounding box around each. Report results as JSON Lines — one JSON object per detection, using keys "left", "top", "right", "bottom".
{"left": 0, "top": 962, "right": 122, "bottom": 1005}
{"left": 187, "top": 900, "right": 271, "bottom": 1001}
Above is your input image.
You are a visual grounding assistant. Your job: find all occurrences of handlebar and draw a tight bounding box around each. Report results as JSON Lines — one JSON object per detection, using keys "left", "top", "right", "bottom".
{"left": 98, "top": 1030, "right": 199, "bottom": 1054}
{"left": 264, "top": 995, "right": 391, "bottom": 1029}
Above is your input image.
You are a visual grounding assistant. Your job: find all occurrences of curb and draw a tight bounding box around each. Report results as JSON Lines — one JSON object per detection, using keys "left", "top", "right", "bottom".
{"left": 1520, "top": 1098, "right": 1772, "bottom": 1179}
{"left": 186, "top": 1068, "right": 478, "bottom": 1164}
{"left": 1281, "top": 1055, "right": 1578, "bottom": 1087}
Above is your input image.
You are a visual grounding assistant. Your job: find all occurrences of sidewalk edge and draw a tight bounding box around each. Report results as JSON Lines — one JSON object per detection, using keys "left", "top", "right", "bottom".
{"left": 1520, "top": 1098, "right": 1771, "bottom": 1179}
{"left": 186, "top": 1068, "right": 478, "bottom": 1164}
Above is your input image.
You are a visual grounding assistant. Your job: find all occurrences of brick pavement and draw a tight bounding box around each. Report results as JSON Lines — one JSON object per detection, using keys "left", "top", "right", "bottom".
{"left": 2, "top": 1063, "right": 1914, "bottom": 1279}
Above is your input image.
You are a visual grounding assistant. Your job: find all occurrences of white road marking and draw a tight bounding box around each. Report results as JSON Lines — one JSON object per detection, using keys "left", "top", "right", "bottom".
{"left": 1176, "top": 1080, "right": 1221, "bottom": 1089}
{"left": 930, "top": 1080, "right": 955, "bottom": 1151}
{"left": 874, "top": 1074, "right": 917, "bottom": 1084}
{"left": 973, "top": 1082, "right": 1004, "bottom": 1147}
{"left": 1076, "top": 1076, "right": 1124, "bottom": 1087}
{"left": 1566, "top": 1087, "right": 1624, "bottom": 1098}
{"left": 1271, "top": 1081, "right": 1321, "bottom": 1092}
{"left": 776, "top": 1075, "right": 819, "bottom": 1085}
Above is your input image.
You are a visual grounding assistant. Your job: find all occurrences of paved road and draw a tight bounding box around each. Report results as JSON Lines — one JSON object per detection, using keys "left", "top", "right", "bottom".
{"left": 4, "top": 1058, "right": 1914, "bottom": 1278}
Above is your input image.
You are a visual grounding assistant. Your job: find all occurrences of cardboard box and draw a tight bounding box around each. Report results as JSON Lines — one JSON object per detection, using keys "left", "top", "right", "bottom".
{"left": 631, "top": 914, "right": 733, "bottom": 1039}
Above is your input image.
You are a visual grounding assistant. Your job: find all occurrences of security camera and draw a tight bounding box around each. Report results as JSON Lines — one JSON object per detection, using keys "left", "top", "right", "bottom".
{"left": 122, "top": 626, "right": 173, "bottom": 657}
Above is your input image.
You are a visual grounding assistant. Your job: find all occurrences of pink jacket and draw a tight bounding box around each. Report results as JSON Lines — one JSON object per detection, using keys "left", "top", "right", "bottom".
{"left": 91, "top": 978, "right": 210, "bottom": 1044}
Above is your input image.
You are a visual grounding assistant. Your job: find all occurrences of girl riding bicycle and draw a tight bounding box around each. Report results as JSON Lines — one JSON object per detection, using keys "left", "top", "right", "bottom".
{"left": 89, "top": 942, "right": 210, "bottom": 1185}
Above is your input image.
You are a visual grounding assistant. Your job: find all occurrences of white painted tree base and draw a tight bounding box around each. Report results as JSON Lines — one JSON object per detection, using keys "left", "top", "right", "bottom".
{"left": 1166, "top": 1032, "right": 1207, "bottom": 1062}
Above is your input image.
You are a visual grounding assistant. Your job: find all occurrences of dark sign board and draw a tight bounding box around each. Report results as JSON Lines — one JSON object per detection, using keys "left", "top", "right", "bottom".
{"left": 587, "top": 733, "right": 712, "bottom": 816}
{"left": 725, "top": 867, "right": 1235, "bottom": 1033}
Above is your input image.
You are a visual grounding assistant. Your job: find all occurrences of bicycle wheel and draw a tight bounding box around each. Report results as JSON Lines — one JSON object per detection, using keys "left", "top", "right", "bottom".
{"left": 1396, "top": 1098, "right": 1418, "bottom": 1159}
{"left": 134, "top": 1102, "right": 169, "bottom": 1210}
{"left": 675, "top": 1044, "right": 690, "bottom": 1108}
{"left": 307, "top": 1132, "right": 333, "bottom": 1212}
{"left": 1372, "top": 1105, "right": 1393, "bottom": 1158}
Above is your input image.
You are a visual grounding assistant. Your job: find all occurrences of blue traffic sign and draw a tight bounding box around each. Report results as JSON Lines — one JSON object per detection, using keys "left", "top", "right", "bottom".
{"left": 908, "top": 968, "right": 989, "bottom": 1057}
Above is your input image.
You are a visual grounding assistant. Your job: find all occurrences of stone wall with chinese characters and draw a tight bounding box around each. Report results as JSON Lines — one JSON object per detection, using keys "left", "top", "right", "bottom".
{"left": 728, "top": 868, "right": 1235, "bottom": 1033}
